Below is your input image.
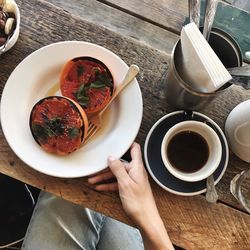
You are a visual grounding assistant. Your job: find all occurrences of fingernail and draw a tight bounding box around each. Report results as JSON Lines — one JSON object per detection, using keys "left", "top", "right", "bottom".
{"left": 88, "top": 178, "right": 94, "bottom": 184}
{"left": 108, "top": 156, "right": 116, "bottom": 162}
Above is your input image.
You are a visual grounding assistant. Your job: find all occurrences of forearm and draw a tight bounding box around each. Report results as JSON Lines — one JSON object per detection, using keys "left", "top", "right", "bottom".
{"left": 137, "top": 211, "right": 174, "bottom": 250}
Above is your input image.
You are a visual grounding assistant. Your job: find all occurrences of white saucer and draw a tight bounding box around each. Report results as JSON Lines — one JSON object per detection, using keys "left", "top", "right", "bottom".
{"left": 144, "top": 111, "right": 229, "bottom": 196}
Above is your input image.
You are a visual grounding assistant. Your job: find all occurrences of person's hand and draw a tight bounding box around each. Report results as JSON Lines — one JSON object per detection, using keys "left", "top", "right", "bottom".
{"left": 88, "top": 143, "right": 173, "bottom": 250}
{"left": 88, "top": 142, "right": 174, "bottom": 250}
{"left": 88, "top": 142, "right": 159, "bottom": 227}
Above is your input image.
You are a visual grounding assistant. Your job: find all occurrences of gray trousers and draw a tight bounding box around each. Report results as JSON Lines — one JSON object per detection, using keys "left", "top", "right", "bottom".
{"left": 21, "top": 191, "right": 144, "bottom": 250}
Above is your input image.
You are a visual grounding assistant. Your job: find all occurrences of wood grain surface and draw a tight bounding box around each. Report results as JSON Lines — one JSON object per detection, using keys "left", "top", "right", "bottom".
{"left": 0, "top": 0, "right": 250, "bottom": 249}
{"left": 101, "top": 0, "right": 187, "bottom": 33}
{"left": 46, "top": 0, "right": 179, "bottom": 54}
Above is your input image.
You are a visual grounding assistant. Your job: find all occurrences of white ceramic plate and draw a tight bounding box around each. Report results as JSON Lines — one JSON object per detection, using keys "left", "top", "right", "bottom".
{"left": 1, "top": 41, "right": 143, "bottom": 178}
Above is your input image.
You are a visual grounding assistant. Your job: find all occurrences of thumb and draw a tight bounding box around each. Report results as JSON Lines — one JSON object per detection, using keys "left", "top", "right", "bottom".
{"left": 108, "top": 156, "right": 129, "bottom": 181}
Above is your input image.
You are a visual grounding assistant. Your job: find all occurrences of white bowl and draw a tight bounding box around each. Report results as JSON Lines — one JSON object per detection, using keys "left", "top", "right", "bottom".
{"left": 0, "top": 0, "right": 20, "bottom": 52}
{"left": 0, "top": 41, "right": 143, "bottom": 178}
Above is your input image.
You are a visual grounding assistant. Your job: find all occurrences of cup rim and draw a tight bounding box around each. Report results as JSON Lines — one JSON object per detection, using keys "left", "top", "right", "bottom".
{"left": 234, "top": 121, "right": 250, "bottom": 147}
{"left": 210, "top": 27, "right": 243, "bottom": 66}
{"left": 161, "top": 120, "right": 222, "bottom": 182}
{"left": 230, "top": 169, "right": 250, "bottom": 213}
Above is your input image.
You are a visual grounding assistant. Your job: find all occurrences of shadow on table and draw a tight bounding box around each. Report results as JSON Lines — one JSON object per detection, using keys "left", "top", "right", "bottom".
{"left": 0, "top": 174, "right": 40, "bottom": 248}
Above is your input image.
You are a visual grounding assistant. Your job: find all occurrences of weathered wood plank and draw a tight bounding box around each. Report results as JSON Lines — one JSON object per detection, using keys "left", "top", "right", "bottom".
{"left": 102, "top": 0, "right": 250, "bottom": 60}
{"left": 46, "top": 0, "right": 179, "bottom": 54}
{"left": 46, "top": 0, "right": 250, "bottom": 61}
{"left": 100, "top": 0, "right": 187, "bottom": 33}
{"left": 0, "top": 0, "right": 250, "bottom": 248}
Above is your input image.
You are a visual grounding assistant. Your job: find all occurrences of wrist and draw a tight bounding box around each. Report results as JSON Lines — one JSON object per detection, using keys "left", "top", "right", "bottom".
{"left": 136, "top": 209, "right": 174, "bottom": 250}
{"left": 138, "top": 210, "right": 164, "bottom": 235}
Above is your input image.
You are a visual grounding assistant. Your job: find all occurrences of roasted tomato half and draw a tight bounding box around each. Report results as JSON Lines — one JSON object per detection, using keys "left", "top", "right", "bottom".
{"left": 60, "top": 57, "right": 114, "bottom": 115}
{"left": 30, "top": 96, "right": 88, "bottom": 155}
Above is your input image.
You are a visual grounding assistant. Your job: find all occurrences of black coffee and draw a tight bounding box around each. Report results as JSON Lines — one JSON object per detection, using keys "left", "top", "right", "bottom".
{"left": 167, "top": 131, "right": 209, "bottom": 173}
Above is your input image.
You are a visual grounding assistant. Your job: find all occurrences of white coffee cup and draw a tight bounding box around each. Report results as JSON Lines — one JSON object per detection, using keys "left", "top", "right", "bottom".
{"left": 161, "top": 120, "right": 222, "bottom": 182}
{"left": 225, "top": 100, "right": 250, "bottom": 163}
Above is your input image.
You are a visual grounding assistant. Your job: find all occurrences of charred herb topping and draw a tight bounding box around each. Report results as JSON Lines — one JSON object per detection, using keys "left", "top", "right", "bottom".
{"left": 32, "top": 115, "right": 80, "bottom": 141}
{"left": 74, "top": 84, "right": 90, "bottom": 107}
{"left": 68, "top": 127, "right": 80, "bottom": 139}
{"left": 77, "top": 65, "right": 84, "bottom": 78}
{"left": 32, "top": 124, "right": 48, "bottom": 141}
{"left": 74, "top": 67, "right": 112, "bottom": 107}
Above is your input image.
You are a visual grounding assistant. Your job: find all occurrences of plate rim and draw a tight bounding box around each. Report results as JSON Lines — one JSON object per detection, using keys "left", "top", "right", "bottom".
{"left": 1, "top": 41, "right": 143, "bottom": 178}
{"left": 144, "top": 110, "right": 229, "bottom": 196}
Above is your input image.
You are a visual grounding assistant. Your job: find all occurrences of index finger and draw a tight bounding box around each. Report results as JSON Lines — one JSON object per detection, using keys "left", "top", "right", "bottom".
{"left": 130, "top": 142, "right": 143, "bottom": 165}
{"left": 108, "top": 156, "right": 130, "bottom": 182}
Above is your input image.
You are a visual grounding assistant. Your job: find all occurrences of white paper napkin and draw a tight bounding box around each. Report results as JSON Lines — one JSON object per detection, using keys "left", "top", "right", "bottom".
{"left": 180, "top": 22, "right": 232, "bottom": 93}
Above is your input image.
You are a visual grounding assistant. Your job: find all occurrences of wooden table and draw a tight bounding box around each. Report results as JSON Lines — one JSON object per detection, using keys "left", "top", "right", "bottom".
{"left": 1, "top": 0, "right": 250, "bottom": 249}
